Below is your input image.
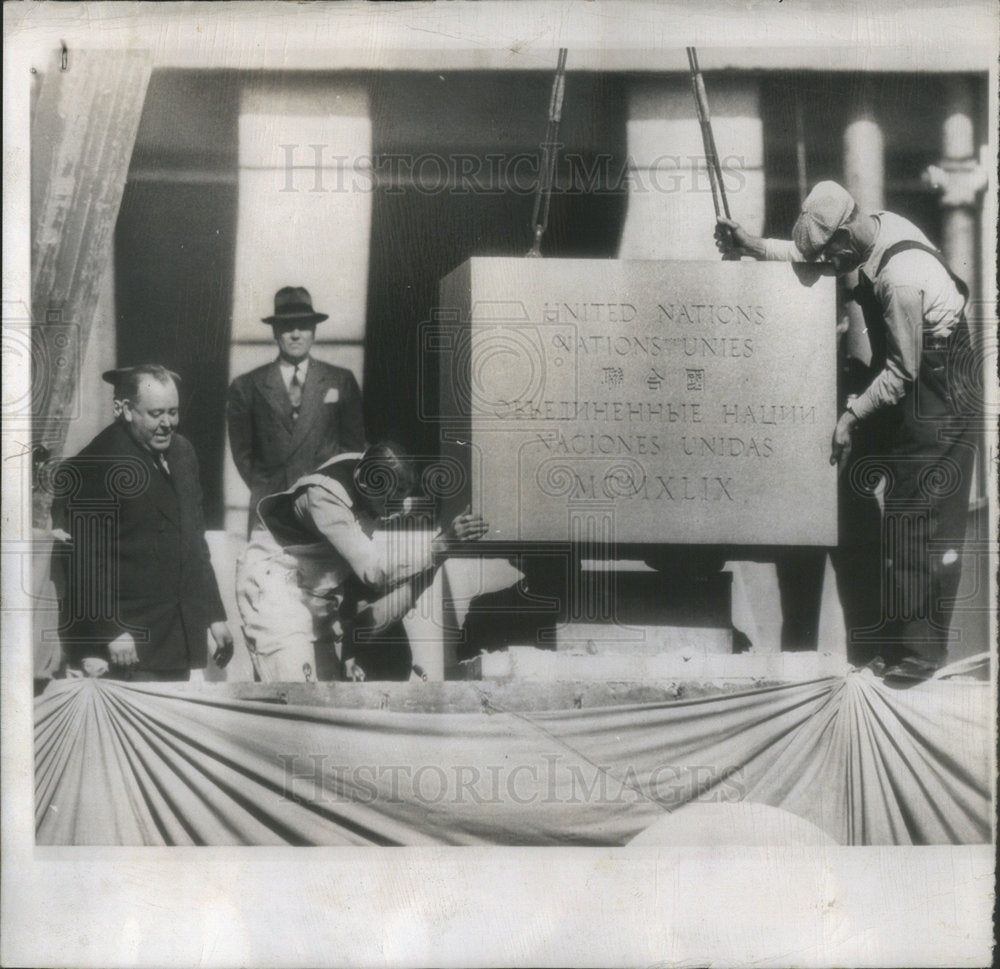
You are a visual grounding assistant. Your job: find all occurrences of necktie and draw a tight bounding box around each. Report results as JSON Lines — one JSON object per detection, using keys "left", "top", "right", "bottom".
{"left": 158, "top": 454, "right": 171, "bottom": 479}
{"left": 289, "top": 364, "right": 303, "bottom": 419}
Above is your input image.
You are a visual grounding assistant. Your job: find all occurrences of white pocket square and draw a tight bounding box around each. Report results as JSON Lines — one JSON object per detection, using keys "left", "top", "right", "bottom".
{"left": 323, "top": 388, "right": 340, "bottom": 404}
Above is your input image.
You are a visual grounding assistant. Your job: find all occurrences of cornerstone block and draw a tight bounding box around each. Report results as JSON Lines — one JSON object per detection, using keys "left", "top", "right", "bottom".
{"left": 436, "top": 258, "right": 837, "bottom": 545}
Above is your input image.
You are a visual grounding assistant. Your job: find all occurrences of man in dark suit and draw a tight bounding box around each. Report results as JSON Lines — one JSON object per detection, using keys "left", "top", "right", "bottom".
{"left": 226, "top": 286, "right": 366, "bottom": 536}
{"left": 52, "top": 365, "right": 234, "bottom": 681}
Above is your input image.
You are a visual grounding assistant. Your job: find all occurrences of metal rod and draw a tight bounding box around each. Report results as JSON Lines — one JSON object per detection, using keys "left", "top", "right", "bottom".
{"left": 686, "top": 47, "right": 730, "bottom": 218}
{"left": 528, "top": 48, "right": 568, "bottom": 257}
{"left": 794, "top": 89, "right": 808, "bottom": 205}
{"left": 687, "top": 46, "right": 737, "bottom": 257}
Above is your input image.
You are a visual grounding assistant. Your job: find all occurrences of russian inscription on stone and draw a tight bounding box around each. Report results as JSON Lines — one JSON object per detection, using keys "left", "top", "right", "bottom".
{"left": 437, "top": 258, "right": 837, "bottom": 545}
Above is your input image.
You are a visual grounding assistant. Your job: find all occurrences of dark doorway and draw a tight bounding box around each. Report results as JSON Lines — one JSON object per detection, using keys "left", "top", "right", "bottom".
{"left": 115, "top": 180, "right": 237, "bottom": 527}
{"left": 115, "top": 71, "right": 240, "bottom": 527}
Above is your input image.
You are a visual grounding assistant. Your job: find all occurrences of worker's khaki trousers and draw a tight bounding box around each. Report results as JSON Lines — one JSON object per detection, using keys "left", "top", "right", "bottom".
{"left": 235, "top": 535, "right": 342, "bottom": 682}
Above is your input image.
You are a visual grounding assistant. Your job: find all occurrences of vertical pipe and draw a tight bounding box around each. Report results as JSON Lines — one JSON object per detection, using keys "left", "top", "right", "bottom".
{"left": 842, "top": 114, "right": 885, "bottom": 365}
{"left": 844, "top": 115, "right": 885, "bottom": 212}
{"left": 940, "top": 76, "right": 978, "bottom": 297}
{"left": 938, "top": 77, "right": 986, "bottom": 520}
{"left": 794, "top": 90, "right": 808, "bottom": 206}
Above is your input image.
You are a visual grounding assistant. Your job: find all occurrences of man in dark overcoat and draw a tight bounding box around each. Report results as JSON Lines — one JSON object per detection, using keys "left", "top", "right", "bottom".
{"left": 53, "top": 365, "right": 234, "bottom": 681}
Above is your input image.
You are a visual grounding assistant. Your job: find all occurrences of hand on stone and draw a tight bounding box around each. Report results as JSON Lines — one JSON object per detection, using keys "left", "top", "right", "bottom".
{"left": 447, "top": 506, "right": 490, "bottom": 543}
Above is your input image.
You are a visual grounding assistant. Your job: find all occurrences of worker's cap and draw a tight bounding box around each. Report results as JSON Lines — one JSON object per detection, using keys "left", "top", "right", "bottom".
{"left": 792, "top": 181, "right": 859, "bottom": 260}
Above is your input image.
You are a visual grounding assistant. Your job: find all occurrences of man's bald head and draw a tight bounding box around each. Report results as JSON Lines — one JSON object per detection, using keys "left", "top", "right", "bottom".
{"left": 103, "top": 365, "right": 181, "bottom": 453}
{"left": 103, "top": 364, "right": 180, "bottom": 405}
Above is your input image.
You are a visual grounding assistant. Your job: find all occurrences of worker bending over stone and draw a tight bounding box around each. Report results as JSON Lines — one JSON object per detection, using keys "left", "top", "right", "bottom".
{"left": 236, "top": 443, "right": 488, "bottom": 682}
{"left": 716, "top": 181, "right": 976, "bottom": 684}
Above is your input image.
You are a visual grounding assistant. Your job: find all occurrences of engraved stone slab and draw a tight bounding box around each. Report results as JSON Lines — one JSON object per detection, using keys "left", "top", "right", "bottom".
{"left": 437, "top": 258, "right": 837, "bottom": 545}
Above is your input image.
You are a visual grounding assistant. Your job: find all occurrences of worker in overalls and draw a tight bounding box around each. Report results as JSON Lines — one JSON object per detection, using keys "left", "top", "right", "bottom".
{"left": 716, "top": 181, "right": 977, "bottom": 684}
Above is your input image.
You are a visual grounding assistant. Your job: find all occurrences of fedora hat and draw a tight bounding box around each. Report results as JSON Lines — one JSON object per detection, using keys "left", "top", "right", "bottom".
{"left": 262, "top": 286, "right": 329, "bottom": 326}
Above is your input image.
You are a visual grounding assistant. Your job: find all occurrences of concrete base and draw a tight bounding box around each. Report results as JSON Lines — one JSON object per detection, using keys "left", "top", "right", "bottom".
{"left": 148, "top": 675, "right": 834, "bottom": 714}
{"left": 464, "top": 646, "right": 847, "bottom": 683}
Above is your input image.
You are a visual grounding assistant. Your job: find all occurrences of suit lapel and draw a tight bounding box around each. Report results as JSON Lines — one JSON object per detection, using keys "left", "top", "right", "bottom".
{"left": 286, "top": 360, "right": 326, "bottom": 456}
{"left": 114, "top": 425, "right": 179, "bottom": 524}
{"left": 150, "top": 453, "right": 180, "bottom": 524}
{"left": 258, "top": 360, "right": 295, "bottom": 434}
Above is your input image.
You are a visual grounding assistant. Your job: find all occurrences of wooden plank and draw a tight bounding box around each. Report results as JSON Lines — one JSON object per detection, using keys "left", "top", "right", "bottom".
{"left": 31, "top": 50, "right": 152, "bottom": 524}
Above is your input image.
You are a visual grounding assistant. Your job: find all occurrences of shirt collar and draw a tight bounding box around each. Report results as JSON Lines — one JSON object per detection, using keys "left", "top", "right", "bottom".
{"left": 860, "top": 213, "right": 885, "bottom": 280}
{"left": 278, "top": 356, "right": 310, "bottom": 377}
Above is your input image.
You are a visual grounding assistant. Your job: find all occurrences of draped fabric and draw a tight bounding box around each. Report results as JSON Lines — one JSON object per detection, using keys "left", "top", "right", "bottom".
{"left": 31, "top": 51, "right": 153, "bottom": 525}
{"left": 35, "top": 671, "right": 992, "bottom": 846}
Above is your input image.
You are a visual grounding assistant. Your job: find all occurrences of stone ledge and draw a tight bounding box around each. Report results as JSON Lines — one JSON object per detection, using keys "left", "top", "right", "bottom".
{"left": 464, "top": 646, "right": 848, "bottom": 682}
{"left": 555, "top": 623, "right": 732, "bottom": 654}
{"left": 148, "top": 675, "right": 831, "bottom": 714}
